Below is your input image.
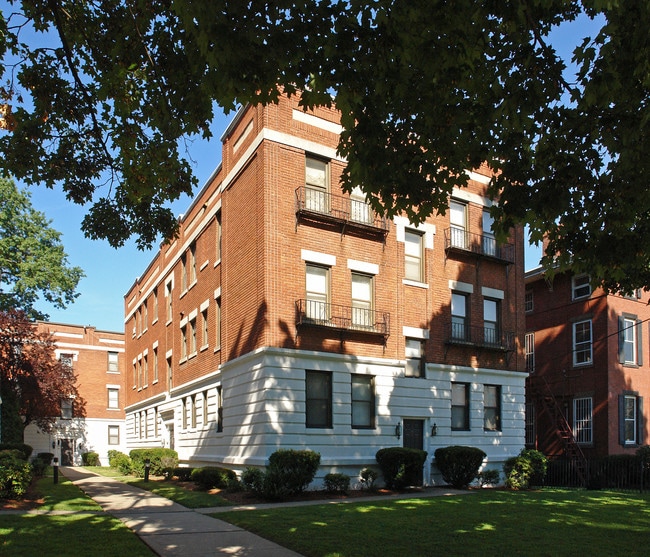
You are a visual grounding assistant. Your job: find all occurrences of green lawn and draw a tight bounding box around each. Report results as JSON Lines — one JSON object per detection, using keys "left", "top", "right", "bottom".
{"left": 0, "top": 476, "right": 154, "bottom": 557}
{"left": 215, "top": 489, "right": 650, "bottom": 557}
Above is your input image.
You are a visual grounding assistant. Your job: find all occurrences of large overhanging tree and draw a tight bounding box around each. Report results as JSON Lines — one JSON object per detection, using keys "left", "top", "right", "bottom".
{"left": 0, "top": 2, "right": 648, "bottom": 292}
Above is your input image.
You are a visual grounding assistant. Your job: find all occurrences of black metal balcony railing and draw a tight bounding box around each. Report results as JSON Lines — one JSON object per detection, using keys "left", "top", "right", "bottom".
{"left": 295, "top": 187, "right": 389, "bottom": 233}
{"left": 445, "top": 321, "right": 516, "bottom": 351}
{"left": 444, "top": 226, "right": 515, "bottom": 263}
{"left": 296, "top": 299, "right": 390, "bottom": 338}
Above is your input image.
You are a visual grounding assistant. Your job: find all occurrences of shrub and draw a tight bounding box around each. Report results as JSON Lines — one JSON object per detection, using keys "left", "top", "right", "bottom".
{"left": 434, "top": 446, "right": 486, "bottom": 489}
{"left": 190, "top": 466, "right": 238, "bottom": 490}
{"left": 359, "top": 467, "right": 379, "bottom": 491}
{"left": 376, "top": 447, "right": 428, "bottom": 490}
{"left": 129, "top": 448, "right": 178, "bottom": 477}
{"left": 476, "top": 468, "right": 501, "bottom": 487}
{"left": 241, "top": 467, "right": 265, "bottom": 494}
{"left": 173, "top": 467, "right": 195, "bottom": 481}
{"left": 81, "top": 451, "right": 100, "bottom": 466}
{"left": 324, "top": 473, "right": 350, "bottom": 494}
{"left": 35, "top": 452, "right": 54, "bottom": 465}
{"left": 504, "top": 449, "right": 547, "bottom": 490}
{"left": 109, "top": 451, "right": 133, "bottom": 475}
{"left": 265, "top": 449, "right": 321, "bottom": 496}
{"left": 0, "top": 443, "right": 33, "bottom": 461}
{"left": 0, "top": 450, "right": 32, "bottom": 499}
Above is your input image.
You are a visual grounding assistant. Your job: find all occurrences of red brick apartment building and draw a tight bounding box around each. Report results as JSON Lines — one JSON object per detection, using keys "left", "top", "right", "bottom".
{"left": 124, "top": 93, "right": 527, "bottom": 485}
{"left": 525, "top": 269, "right": 649, "bottom": 460}
{"left": 24, "top": 322, "right": 126, "bottom": 465}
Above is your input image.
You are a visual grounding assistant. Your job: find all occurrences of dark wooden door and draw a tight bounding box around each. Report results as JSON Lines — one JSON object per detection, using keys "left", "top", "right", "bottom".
{"left": 61, "top": 439, "right": 74, "bottom": 465}
{"left": 402, "top": 419, "right": 424, "bottom": 486}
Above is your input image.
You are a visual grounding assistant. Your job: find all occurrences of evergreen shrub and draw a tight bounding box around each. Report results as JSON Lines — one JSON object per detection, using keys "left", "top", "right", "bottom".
{"left": 376, "top": 447, "right": 428, "bottom": 489}
{"left": 0, "top": 450, "right": 32, "bottom": 499}
{"left": 190, "top": 466, "right": 238, "bottom": 490}
{"left": 324, "top": 473, "right": 350, "bottom": 493}
{"left": 434, "top": 446, "right": 486, "bottom": 489}
{"left": 81, "top": 451, "right": 100, "bottom": 466}
{"left": 0, "top": 443, "right": 33, "bottom": 461}
{"left": 129, "top": 448, "right": 178, "bottom": 477}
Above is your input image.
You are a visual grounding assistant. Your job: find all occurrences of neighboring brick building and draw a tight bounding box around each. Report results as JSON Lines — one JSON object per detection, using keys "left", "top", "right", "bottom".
{"left": 124, "top": 93, "right": 527, "bottom": 485}
{"left": 23, "top": 322, "right": 126, "bottom": 465}
{"left": 524, "top": 268, "right": 649, "bottom": 461}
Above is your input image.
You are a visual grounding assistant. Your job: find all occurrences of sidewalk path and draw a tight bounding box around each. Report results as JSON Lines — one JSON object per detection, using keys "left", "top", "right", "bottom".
{"left": 61, "top": 466, "right": 303, "bottom": 557}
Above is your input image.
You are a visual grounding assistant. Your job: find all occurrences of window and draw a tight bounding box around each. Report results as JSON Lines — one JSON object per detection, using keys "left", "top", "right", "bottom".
{"left": 202, "top": 308, "right": 209, "bottom": 348}
{"left": 153, "top": 289, "right": 158, "bottom": 321}
{"left": 153, "top": 347, "right": 158, "bottom": 383}
{"left": 166, "top": 281, "right": 173, "bottom": 322}
{"left": 405, "top": 338, "right": 425, "bottom": 377}
{"left": 191, "top": 394, "right": 197, "bottom": 429}
{"left": 143, "top": 301, "right": 148, "bottom": 331}
{"left": 202, "top": 390, "right": 209, "bottom": 425}
{"left": 108, "top": 388, "right": 119, "bottom": 409}
{"left": 215, "top": 211, "right": 222, "bottom": 262}
{"left": 572, "top": 274, "right": 591, "bottom": 300}
{"left": 525, "top": 332, "right": 535, "bottom": 373}
{"left": 108, "top": 351, "right": 119, "bottom": 372}
{"left": 619, "top": 394, "right": 643, "bottom": 446}
{"left": 182, "top": 397, "right": 188, "bottom": 429}
{"left": 305, "top": 156, "right": 329, "bottom": 212}
{"left": 141, "top": 411, "right": 147, "bottom": 439}
{"left": 61, "top": 399, "right": 73, "bottom": 419}
{"left": 525, "top": 403, "right": 536, "bottom": 446}
{"left": 451, "top": 382, "right": 470, "bottom": 430}
{"left": 306, "top": 370, "right": 332, "bottom": 428}
{"left": 404, "top": 229, "right": 424, "bottom": 282}
{"left": 351, "top": 272, "right": 373, "bottom": 329}
{"left": 60, "top": 353, "right": 73, "bottom": 370}
{"left": 306, "top": 264, "right": 329, "bottom": 322}
{"left": 619, "top": 316, "right": 643, "bottom": 366}
{"left": 573, "top": 320, "right": 593, "bottom": 366}
{"left": 573, "top": 397, "right": 593, "bottom": 444}
{"left": 189, "top": 317, "right": 197, "bottom": 355}
{"left": 108, "top": 425, "right": 120, "bottom": 445}
{"left": 524, "top": 290, "right": 533, "bottom": 313}
{"left": 482, "top": 209, "right": 496, "bottom": 256}
{"left": 188, "top": 242, "right": 196, "bottom": 285}
{"left": 215, "top": 296, "right": 222, "bottom": 349}
{"left": 483, "top": 298, "right": 500, "bottom": 345}
{"left": 143, "top": 354, "right": 148, "bottom": 386}
{"left": 484, "top": 385, "right": 501, "bottom": 431}
{"left": 449, "top": 200, "right": 467, "bottom": 249}
{"left": 181, "top": 324, "right": 188, "bottom": 359}
{"left": 451, "top": 292, "right": 468, "bottom": 340}
{"left": 154, "top": 407, "right": 159, "bottom": 437}
{"left": 350, "top": 186, "right": 372, "bottom": 224}
{"left": 137, "top": 358, "right": 142, "bottom": 388}
{"left": 352, "top": 374, "right": 375, "bottom": 428}
{"left": 167, "top": 356, "right": 173, "bottom": 389}
{"left": 216, "top": 386, "right": 223, "bottom": 432}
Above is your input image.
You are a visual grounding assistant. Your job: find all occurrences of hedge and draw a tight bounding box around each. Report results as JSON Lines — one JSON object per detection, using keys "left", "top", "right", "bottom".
{"left": 375, "top": 447, "right": 428, "bottom": 489}
{"left": 434, "top": 446, "right": 486, "bottom": 489}
{"left": 129, "top": 448, "right": 178, "bottom": 477}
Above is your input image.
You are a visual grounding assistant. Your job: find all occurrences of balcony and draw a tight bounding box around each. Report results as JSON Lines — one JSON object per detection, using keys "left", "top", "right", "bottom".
{"left": 295, "top": 187, "right": 389, "bottom": 238}
{"left": 444, "top": 226, "right": 515, "bottom": 264}
{"left": 296, "top": 299, "right": 390, "bottom": 341}
{"left": 444, "top": 321, "right": 516, "bottom": 352}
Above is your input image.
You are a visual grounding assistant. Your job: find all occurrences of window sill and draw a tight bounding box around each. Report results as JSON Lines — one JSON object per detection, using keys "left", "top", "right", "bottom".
{"left": 403, "top": 279, "right": 429, "bottom": 289}
{"left": 200, "top": 344, "right": 209, "bottom": 353}
{"left": 152, "top": 318, "right": 158, "bottom": 326}
{"left": 214, "top": 258, "right": 221, "bottom": 268}
{"left": 200, "top": 260, "right": 209, "bottom": 272}
{"left": 214, "top": 346, "right": 221, "bottom": 354}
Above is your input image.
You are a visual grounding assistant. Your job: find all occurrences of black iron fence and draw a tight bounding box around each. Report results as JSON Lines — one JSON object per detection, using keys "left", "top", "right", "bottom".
{"left": 545, "top": 456, "right": 648, "bottom": 492}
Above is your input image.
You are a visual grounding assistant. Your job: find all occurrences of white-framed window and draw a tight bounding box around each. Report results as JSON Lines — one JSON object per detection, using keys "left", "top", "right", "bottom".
{"left": 451, "top": 382, "right": 470, "bottom": 430}
{"left": 306, "top": 264, "right": 329, "bottom": 322}
{"left": 305, "top": 156, "right": 329, "bottom": 213}
{"left": 619, "top": 316, "right": 642, "bottom": 366}
{"left": 451, "top": 292, "right": 468, "bottom": 340}
{"left": 572, "top": 274, "right": 591, "bottom": 300}
{"left": 449, "top": 200, "right": 467, "bottom": 249}
{"left": 620, "top": 393, "right": 643, "bottom": 446}
{"left": 351, "top": 272, "right": 373, "bottom": 329}
{"left": 189, "top": 316, "right": 197, "bottom": 356}
{"left": 166, "top": 280, "right": 173, "bottom": 323}
{"left": 153, "top": 288, "right": 158, "bottom": 321}
{"left": 350, "top": 186, "right": 373, "bottom": 224}
{"left": 525, "top": 290, "right": 533, "bottom": 313}
{"left": 108, "top": 388, "right": 119, "bottom": 409}
{"left": 167, "top": 355, "right": 173, "bottom": 389}
{"left": 483, "top": 298, "right": 500, "bottom": 345}
{"left": 215, "top": 296, "right": 222, "bottom": 350}
{"left": 405, "top": 338, "right": 425, "bottom": 377}
{"left": 525, "top": 332, "right": 535, "bottom": 373}
{"left": 202, "top": 307, "right": 209, "bottom": 348}
{"left": 573, "top": 319, "right": 592, "bottom": 366}
{"left": 484, "top": 385, "right": 501, "bottom": 431}
{"left": 482, "top": 209, "right": 496, "bottom": 256}
{"left": 191, "top": 394, "right": 197, "bottom": 429}
{"left": 216, "top": 385, "right": 223, "bottom": 432}
{"left": 188, "top": 242, "right": 197, "bottom": 285}
{"left": 180, "top": 324, "right": 187, "bottom": 359}
{"left": 525, "top": 403, "right": 536, "bottom": 446}
{"left": 404, "top": 229, "right": 424, "bottom": 282}
{"left": 153, "top": 347, "right": 158, "bottom": 383}
{"left": 182, "top": 397, "right": 188, "bottom": 429}
{"left": 306, "top": 370, "right": 332, "bottom": 428}
{"left": 143, "top": 301, "right": 148, "bottom": 331}
{"left": 143, "top": 354, "right": 148, "bottom": 387}
{"left": 107, "top": 351, "right": 119, "bottom": 373}
{"left": 108, "top": 425, "right": 120, "bottom": 445}
{"left": 202, "top": 390, "right": 209, "bottom": 425}
{"left": 60, "top": 353, "right": 74, "bottom": 370}
{"left": 573, "top": 396, "right": 593, "bottom": 444}
{"left": 351, "top": 374, "right": 375, "bottom": 429}
{"left": 61, "top": 398, "right": 73, "bottom": 419}
{"left": 215, "top": 210, "right": 222, "bottom": 262}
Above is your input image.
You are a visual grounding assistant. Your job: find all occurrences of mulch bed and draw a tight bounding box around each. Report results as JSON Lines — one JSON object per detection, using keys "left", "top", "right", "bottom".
{"left": 0, "top": 481, "right": 44, "bottom": 510}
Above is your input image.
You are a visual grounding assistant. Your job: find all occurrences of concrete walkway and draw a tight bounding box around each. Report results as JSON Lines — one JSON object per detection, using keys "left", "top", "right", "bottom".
{"left": 60, "top": 466, "right": 303, "bottom": 557}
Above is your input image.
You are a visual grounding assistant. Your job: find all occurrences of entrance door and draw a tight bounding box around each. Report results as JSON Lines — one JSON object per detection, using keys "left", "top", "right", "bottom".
{"left": 60, "top": 439, "right": 74, "bottom": 465}
{"left": 402, "top": 419, "right": 424, "bottom": 486}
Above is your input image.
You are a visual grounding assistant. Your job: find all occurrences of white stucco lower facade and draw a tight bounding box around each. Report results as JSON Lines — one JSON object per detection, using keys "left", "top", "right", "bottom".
{"left": 125, "top": 347, "right": 526, "bottom": 487}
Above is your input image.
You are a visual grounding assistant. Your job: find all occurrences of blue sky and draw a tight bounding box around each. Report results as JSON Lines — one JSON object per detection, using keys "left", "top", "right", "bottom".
{"left": 23, "top": 12, "right": 602, "bottom": 332}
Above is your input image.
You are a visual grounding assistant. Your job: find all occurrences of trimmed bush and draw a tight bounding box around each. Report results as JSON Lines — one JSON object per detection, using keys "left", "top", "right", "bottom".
{"left": 190, "top": 466, "right": 238, "bottom": 490}
{"left": 81, "top": 451, "right": 100, "bottom": 466}
{"left": 35, "top": 452, "right": 54, "bottom": 465}
{"left": 324, "top": 473, "right": 350, "bottom": 494}
{"left": 129, "top": 448, "right": 178, "bottom": 477}
{"left": 266, "top": 449, "right": 321, "bottom": 495}
{"left": 173, "top": 467, "right": 195, "bottom": 481}
{"left": 109, "top": 451, "right": 133, "bottom": 475}
{"left": 476, "top": 468, "right": 501, "bottom": 487}
{"left": 434, "top": 446, "right": 486, "bottom": 489}
{"left": 0, "top": 450, "right": 32, "bottom": 499}
{"left": 0, "top": 443, "right": 33, "bottom": 461}
{"left": 359, "top": 467, "right": 379, "bottom": 491}
{"left": 504, "top": 449, "right": 547, "bottom": 490}
{"left": 241, "top": 467, "right": 265, "bottom": 494}
{"left": 376, "top": 447, "right": 428, "bottom": 490}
